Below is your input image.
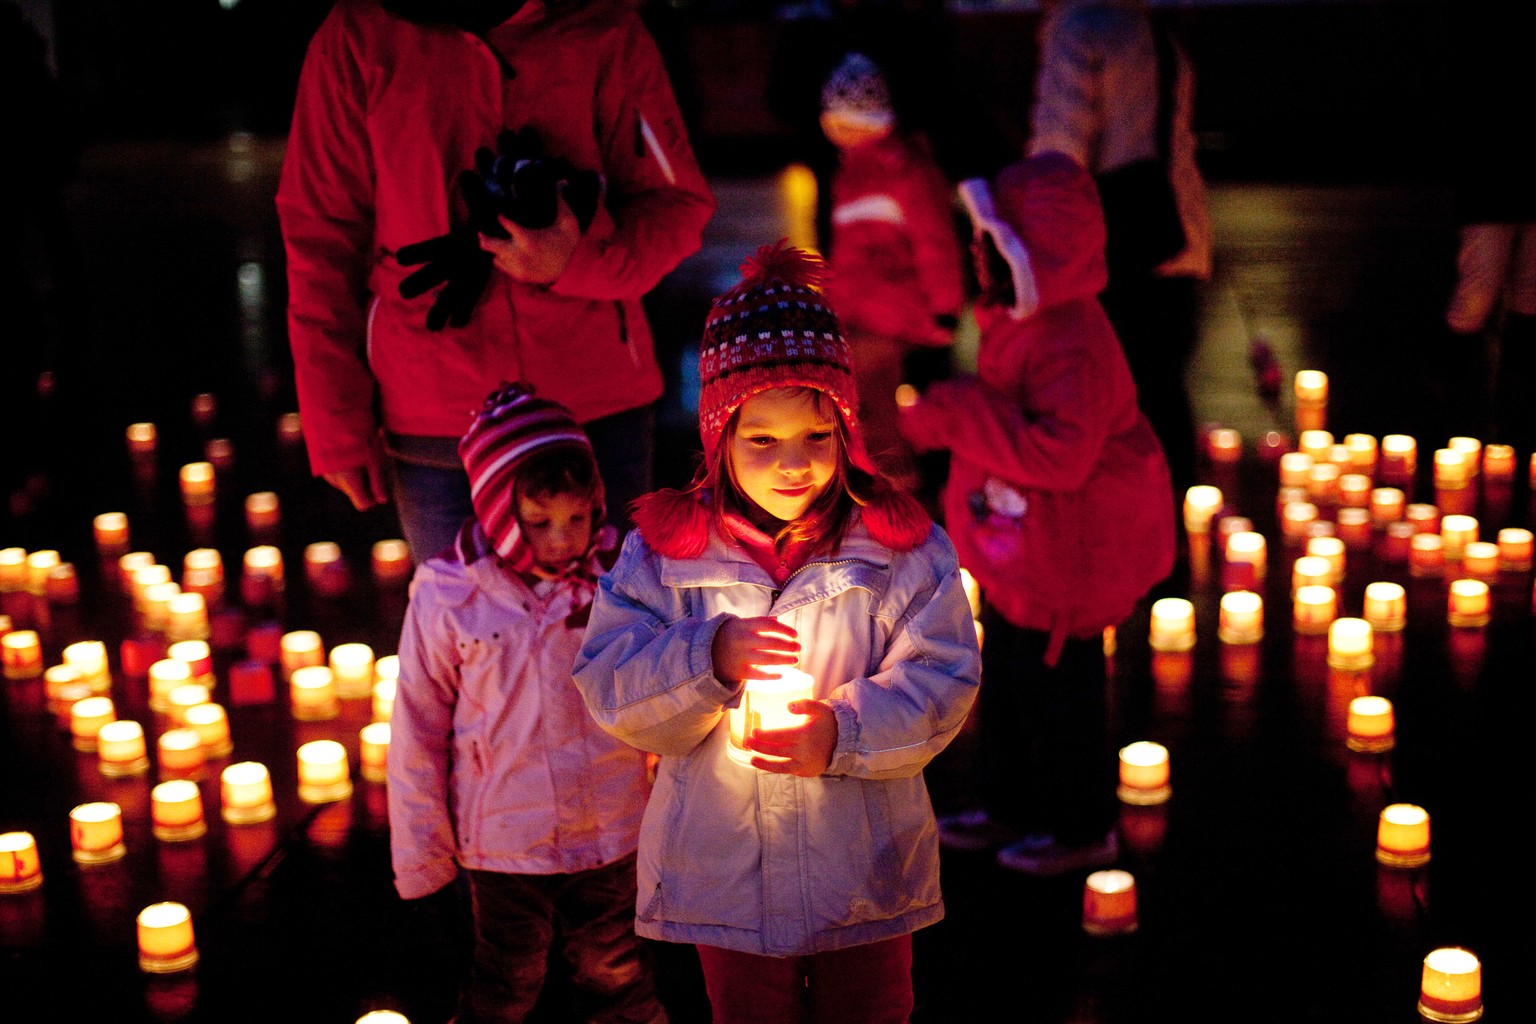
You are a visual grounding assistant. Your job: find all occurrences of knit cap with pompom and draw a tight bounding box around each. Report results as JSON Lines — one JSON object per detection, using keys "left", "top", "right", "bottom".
{"left": 697, "top": 239, "right": 873, "bottom": 473}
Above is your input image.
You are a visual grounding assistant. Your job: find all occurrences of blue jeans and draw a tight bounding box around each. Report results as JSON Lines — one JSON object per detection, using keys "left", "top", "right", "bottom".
{"left": 460, "top": 854, "right": 666, "bottom": 1024}
{"left": 387, "top": 403, "right": 656, "bottom": 565}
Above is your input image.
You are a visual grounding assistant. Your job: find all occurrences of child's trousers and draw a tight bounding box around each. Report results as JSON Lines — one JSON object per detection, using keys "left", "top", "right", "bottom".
{"left": 460, "top": 853, "right": 666, "bottom": 1024}
{"left": 695, "top": 933, "right": 913, "bottom": 1024}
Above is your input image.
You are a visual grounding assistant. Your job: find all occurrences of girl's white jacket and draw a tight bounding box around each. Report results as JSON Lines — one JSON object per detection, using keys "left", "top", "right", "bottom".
{"left": 572, "top": 516, "right": 981, "bottom": 956}
{"left": 387, "top": 540, "right": 650, "bottom": 900}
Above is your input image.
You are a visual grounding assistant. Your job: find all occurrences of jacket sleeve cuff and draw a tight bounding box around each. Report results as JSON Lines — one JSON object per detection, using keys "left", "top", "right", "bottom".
{"left": 824, "top": 697, "right": 861, "bottom": 775}
{"left": 393, "top": 857, "right": 460, "bottom": 901}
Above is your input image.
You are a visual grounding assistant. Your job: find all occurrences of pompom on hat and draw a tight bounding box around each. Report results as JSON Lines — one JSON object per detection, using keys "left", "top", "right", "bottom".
{"left": 458, "top": 382, "right": 595, "bottom": 558}
{"left": 697, "top": 239, "right": 875, "bottom": 474}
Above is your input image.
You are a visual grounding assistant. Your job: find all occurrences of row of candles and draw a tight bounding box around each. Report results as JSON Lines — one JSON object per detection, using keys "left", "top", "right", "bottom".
{"left": 1184, "top": 370, "right": 1493, "bottom": 1020}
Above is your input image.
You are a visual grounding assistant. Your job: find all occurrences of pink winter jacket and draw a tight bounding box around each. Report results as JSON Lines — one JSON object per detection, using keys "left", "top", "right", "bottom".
{"left": 898, "top": 152, "right": 1174, "bottom": 662}
{"left": 824, "top": 132, "right": 965, "bottom": 347}
{"left": 275, "top": 0, "right": 715, "bottom": 476}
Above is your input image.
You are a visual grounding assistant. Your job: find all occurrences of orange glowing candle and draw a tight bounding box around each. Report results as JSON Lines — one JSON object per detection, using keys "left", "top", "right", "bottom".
{"left": 97, "top": 720, "right": 151, "bottom": 777}
{"left": 1294, "top": 370, "right": 1328, "bottom": 405}
{"left": 1327, "top": 617, "right": 1373, "bottom": 671}
{"left": 1117, "top": 741, "right": 1171, "bottom": 805}
{"left": 280, "top": 629, "right": 324, "bottom": 679}
{"left": 1439, "top": 514, "right": 1478, "bottom": 561}
{"left": 1369, "top": 487, "right": 1405, "bottom": 527}
{"left": 151, "top": 779, "right": 208, "bottom": 841}
{"left": 1345, "top": 695, "right": 1395, "bottom": 753}
{"left": 1337, "top": 472, "right": 1371, "bottom": 509}
{"left": 329, "top": 642, "right": 375, "bottom": 700}
{"left": 2, "top": 629, "right": 43, "bottom": 680}
{"left": 125, "top": 421, "right": 158, "bottom": 456}
{"left": 290, "top": 665, "right": 340, "bottom": 721}
{"left": 70, "top": 695, "right": 117, "bottom": 752}
{"left": 148, "top": 657, "right": 193, "bottom": 713}
{"left": 1182, "top": 485, "right": 1223, "bottom": 535}
{"left": 1280, "top": 501, "right": 1319, "bottom": 544}
{"left": 304, "top": 541, "right": 350, "bottom": 598}
{"left": 1217, "top": 591, "right": 1263, "bottom": 644}
{"left": 1343, "top": 433, "right": 1378, "bottom": 473}
{"left": 373, "top": 678, "right": 397, "bottom": 724}
{"left": 1082, "top": 869, "right": 1138, "bottom": 936}
{"left": 1224, "top": 530, "right": 1267, "bottom": 589}
{"left": 165, "top": 591, "right": 210, "bottom": 643}
{"left": 1380, "top": 434, "right": 1417, "bottom": 485}
{"left": 1447, "top": 579, "right": 1490, "bottom": 628}
{"left": 360, "top": 722, "right": 391, "bottom": 783}
{"left": 1298, "top": 428, "right": 1333, "bottom": 463}
{"left": 0, "top": 831, "right": 44, "bottom": 892}
{"left": 183, "top": 702, "right": 233, "bottom": 757}
{"left": 178, "top": 461, "right": 216, "bottom": 502}
{"left": 1305, "top": 535, "right": 1345, "bottom": 585}
{"left": 1278, "top": 451, "right": 1314, "bottom": 488}
{"left": 1293, "top": 585, "right": 1337, "bottom": 636}
{"left": 728, "top": 665, "right": 815, "bottom": 768}
{"left": 1418, "top": 947, "right": 1482, "bottom": 1023}
{"left": 220, "top": 761, "right": 276, "bottom": 824}
{"left": 371, "top": 539, "right": 413, "bottom": 585}
{"left": 297, "top": 739, "right": 353, "bottom": 803}
{"left": 1376, "top": 802, "right": 1430, "bottom": 868}
{"left": 137, "top": 901, "right": 199, "bottom": 973}
{"left": 157, "top": 727, "right": 205, "bottom": 776}
{"left": 1482, "top": 443, "right": 1515, "bottom": 481}
{"left": 1147, "top": 598, "right": 1196, "bottom": 652}
{"left": 1362, "top": 582, "right": 1406, "bottom": 633}
{"left": 1433, "top": 448, "right": 1471, "bottom": 491}
{"left": 1335, "top": 508, "right": 1373, "bottom": 549}
{"left": 1460, "top": 541, "right": 1499, "bottom": 578}
{"left": 1292, "top": 554, "right": 1333, "bottom": 595}
{"left": 93, "top": 511, "right": 130, "bottom": 552}
{"left": 70, "top": 802, "right": 127, "bottom": 864}
{"left": 1307, "top": 462, "right": 1341, "bottom": 505}
{"left": 1497, "top": 527, "right": 1533, "bottom": 571}
{"left": 1205, "top": 427, "right": 1242, "bottom": 464}
{"left": 244, "top": 491, "right": 280, "bottom": 532}
{"left": 62, "top": 640, "right": 110, "bottom": 692}
{"left": 1409, "top": 534, "right": 1445, "bottom": 579}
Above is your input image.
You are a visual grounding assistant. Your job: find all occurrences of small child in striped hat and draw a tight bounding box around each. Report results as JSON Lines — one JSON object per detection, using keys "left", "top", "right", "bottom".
{"left": 387, "top": 381, "right": 666, "bottom": 1023}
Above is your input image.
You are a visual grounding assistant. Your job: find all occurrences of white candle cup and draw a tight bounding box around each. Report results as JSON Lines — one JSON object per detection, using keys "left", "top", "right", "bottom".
{"left": 62, "top": 640, "right": 111, "bottom": 691}
{"left": 1298, "top": 428, "right": 1334, "bottom": 463}
{"left": 280, "top": 629, "right": 325, "bottom": 680}
{"left": 1117, "top": 741, "right": 1171, "bottom": 805}
{"left": 220, "top": 761, "right": 276, "bottom": 824}
{"left": 1405, "top": 504, "right": 1441, "bottom": 534}
{"left": 2, "top": 629, "right": 44, "bottom": 680}
{"left": 1346, "top": 695, "right": 1395, "bottom": 753}
{"left": 1182, "top": 485, "right": 1223, "bottom": 535}
{"left": 69, "top": 695, "right": 117, "bottom": 753}
{"left": 1304, "top": 535, "right": 1346, "bottom": 585}
{"left": 1369, "top": 488, "right": 1405, "bottom": 528}
{"left": 1291, "top": 554, "right": 1333, "bottom": 595}
{"left": 1448, "top": 436, "right": 1482, "bottom": 474}
{"left": 1082, "top": 869, "right": 1138, "bottom": 936}
{"left": 1336, "top": 472, "right": 1372, "bottom": 509}
{"left": 165, "top": 591, "right": 210, "bottom": 643}
{"left": 1418, "top": 946, "right": 1483, "bottom": 1023}
{"left": 137, "top": 901, "right": 199, "bottom": 973}
{"left": 93, "top": 511, "right": 130, "bottom": 552}
{"left": 727, "top": 666, "right": 815, "bottom": 768}
{"left": 1327, "top": 617, "right": 1374, "bottom": 671}
{"left": 1460, "top": 541, "right": 1499, "bottom": 578}
{"left": 1376, "top": 802, "right": 1430, "bottom": 868}
{"left": 1147, "top": 598, "right": 1196, "bottom": 653}
{"left": 183, "top": 702, "right": 234, "bottom": 757}
{"left": 1343, "top": 433, "right": 1378, "bottom": 473}
{"left": 1447, "top": 579, "right": 1490, "bottom": 629}
{"left": 372, "top": 539, "right": 413, "bottom": 586}
{"left": 97, "top": 720, "right": 151, "bottom": 778}
{"left": 372, "top": 677, "right": 397, "bottom": 724}
{"left": 178, "top": 461, "right": 216, "bottom": 503}
{"left": 1439, "top": 514, "right": 1479, "bottom": 561}
{"left": 290, "top": 665, "right": 340, "bottom": 721}
{"left": 1379, "top": 434, "right": 1418, "bottom": 486}
{"left": 1280, "top": 501, "right": 1319, "bottom": 544}
{"left": 151, "top": 778, "right": 208, "bottom": 842}
{"left": 148, "top": 658, "right": 193, "bottom": 714}
{"left": 360, "top": 722, "right": 391, "bottom": 783}
{"left": 125, "top": 421, "right": 158, "bottom": 457}
{"left": 1409, "top": 534, "right": 1445, "bottom": 579}
{"left": 1498, "top": 527, "right": 1534, "bottom": 571}
{"left": 1433, "top": 448, "right": 1472, "bottom": 491}
{"left": 1306, "top": 462, "right": 1341, "bottom": 505}
{"left": 297, "top": 740, "right": 354, "bottom": 803}
{"left": 1217, "top": 591, "right": 1264, "bottom": 645}
{"left": 1362, "top": 582, "right": 1407, "bottom": 633}
{"left": 1278, "top": 451, "right": 1314, "bottom": 488}
{"left": 1335, "top": 508, "right": 1373, "bottom": 549}
{"left": 0, "top": 831, "right": 44, "bottom": 893}
{"left": 157, "top": 727, "right": 206, "bottom": 777}
{"left": 329, "top": 642, "right": 376, "bottom": 700}
{"left": 1223, "top": 531, "right": 1267, "bottom": 588}
{"left": 244, "top": 491, "right": 281, "bottom": 532}
{"left": 1294, "top": 369, "right": 1328, "bottom": 406}
{"left": 69, "top": 802, "right": 127, "bottom": 864}
{"left": 1293, "top": 585, "right": 1337, "bottom": 636}
{"left": 1482, "top": 443, "right": 1515, "bottom": 481}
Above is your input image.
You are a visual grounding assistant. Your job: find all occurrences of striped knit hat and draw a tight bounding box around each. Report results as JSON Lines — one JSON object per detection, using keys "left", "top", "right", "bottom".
{"left": 459, "top": 382, "right": 594, "bottom": 558}
{"left": 820, "top": 52, "right": 894, "bottom": 132}
{"left": 698, "top": 240, "right": 873, "bottom": 473}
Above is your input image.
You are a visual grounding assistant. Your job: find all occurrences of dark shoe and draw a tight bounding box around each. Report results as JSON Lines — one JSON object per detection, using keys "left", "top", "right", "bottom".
{"left": 995, "top": 831, "right": 1119, "bottom": 877}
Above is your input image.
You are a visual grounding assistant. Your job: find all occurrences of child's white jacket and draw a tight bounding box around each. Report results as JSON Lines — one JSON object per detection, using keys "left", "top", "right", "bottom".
{"left": 387, "top": 525, "right": 650, "bottom": 900}
{"left": 572, "top": 513, "right": 981, "bottom": 956}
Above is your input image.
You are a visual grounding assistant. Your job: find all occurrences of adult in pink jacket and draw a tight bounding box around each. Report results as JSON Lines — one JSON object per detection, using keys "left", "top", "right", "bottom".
{"left": 898, "top": 151, "right": 1174, "bottom": 877}
{"left": 276, "top": 0, "right": 715, "bottom": 562}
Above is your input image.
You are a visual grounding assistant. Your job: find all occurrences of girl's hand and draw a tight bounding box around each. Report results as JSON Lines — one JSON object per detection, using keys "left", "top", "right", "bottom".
{"left": 711, "top": 616, "right": 799, "bottom": 685}
{"left": 748, "top": 700, "right": 837, "bottom": 777}
{"left": 478, "top": 195, "right": 580, "bottom": 285}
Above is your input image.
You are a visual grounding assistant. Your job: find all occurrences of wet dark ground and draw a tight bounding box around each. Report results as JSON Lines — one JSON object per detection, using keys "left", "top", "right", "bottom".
{"left": 1, "top": 129, "right": 1530, "bottom": 1023}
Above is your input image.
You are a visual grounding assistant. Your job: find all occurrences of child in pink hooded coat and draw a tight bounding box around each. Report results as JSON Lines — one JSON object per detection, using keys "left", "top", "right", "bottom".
{"left": 898, "top": 151, "right": 1174, "bottom": 876}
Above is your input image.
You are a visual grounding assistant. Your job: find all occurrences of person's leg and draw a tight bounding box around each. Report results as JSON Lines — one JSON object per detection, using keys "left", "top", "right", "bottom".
{"left": 851, "top": 330, "right": 919, "bottom": 492}
{"left": 695, "top": 944, "right": 807, "bottom": 1024}
{"left": 556, "top": 853, "right": 668, "bottom": 1024}
{"left": 386, "top": 455, "right": 474, "bottom": 565}
{"left": 805, "top": 934, "right": 914, "bottom": 1024}
{"left": 975, "top": 607, "right": 1035, "bottom": 835}
{"left": 584, "top": 402, "right": 656, "bottom": 537}
{"left": 460, "top": 869, "right": 558, "bottom": 1024}
{"left": 1032, "top": 634, "right": 1116, "bottom": 847}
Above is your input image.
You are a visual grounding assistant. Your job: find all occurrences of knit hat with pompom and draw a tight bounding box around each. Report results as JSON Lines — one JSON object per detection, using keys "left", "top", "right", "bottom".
{"left": 697, "top": 239, "right": 874, "bottom": 474}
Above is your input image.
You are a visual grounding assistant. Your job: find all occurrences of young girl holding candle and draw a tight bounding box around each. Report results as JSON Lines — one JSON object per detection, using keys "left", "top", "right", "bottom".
{"left": 573, "top": 242, "right": 981, "bottom": 1023}
{"left": 898, "top": 152, "right": 1175, "bottom": 876}
{"left": 387, "top": 382, "right": 664, "bottom": 1024}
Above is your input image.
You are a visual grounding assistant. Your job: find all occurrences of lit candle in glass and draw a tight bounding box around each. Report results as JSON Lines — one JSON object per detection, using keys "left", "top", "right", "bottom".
{"left": 118, "top": 550, "right": 156, "bottom": 590}
{"left": 45, "top": 664, "right": 84, "bottom": 708}
{"left": 190, "top": 391, "right": 218, "bottom": 426}
{"left": 97, "top": 720, "right": 151, "bottom": 777}
{"left": 169, "top": 639, "right": 214, "bottom": 685}
{"left": 148, "top": 657, "right": 193, "bottom": 713}
{"left": 1292, "top": 554, "right": 1333, "bottom": 595}
{"left": 1294, "top": 369, "right": 1328, "bottom": 406}
{"left": 360, "top": 722, "right": 391, "bottom": 783}
{"left": 1082, "top": 869, "right": 1138, "bottom": 936}
{"left": 1224, "top": 531, "right": 1267, "bottom": 589}
{"left": 1362, "top": 582, "right": 1407, "bottom": 632}
{"left": 182, "top": 702, "right": 233, "bottom": 757}
{"left": 1147, "top": 598, "right": 1196, "bottom": 652}
{"left": 1182, "top": 485, "right": 1223, "bottom": 535}
{"left": 297, "top": 739, "right": 354, "bottom": 803}
{"left": 1379, "top": 434, "right": 1417, "bottom": 486}
{"left": 329, "top": 642, "right": 375, "bottom": 700}
{"left": 0, "top": 831, "right": 44, "bottom": 893}
{"left": 1304, "top": 536, "right": 1345, "bottom": 585}
{"left": 70, "top": 695, "right": 117, "bottom": 752}
{"left": 178, "top": 461, "right": 216, "bottom": 502}
{"left": 1460, "top": 541, "right": 1499, "bottom": 578}
{"left": 1433, "top": 448, "right": 1471, "bottom": 491}
{"left": 1369, "top": 488, "right": 1405, "bottom": 528}
{"left": 1482, "top": 443, "right": 1515, "bottom": 481}
{"left": 959, "top": 568, "right": 982, "bottom": 620}
{"left": 1117, "top": 741, "right": 1171, "bottom": 805}
{"left": 137, "top": 902, "right": 199, "bottom": 973}
{"left": 157, "top": 727, "right": 205, "bottom": 777}
{"left": 372, "top": 539, "right": 413, "bottom": 586}
{"left": 182, "top": 546, "right": 224, "bottom": 593}
{"left": 277, "top": 411, "right": 304, "bottom": 443}
{"left": 1375, "top": 802, "right": 1430, "bottom": 867}
{"left": 151, "top": 779, "right": 208, "bottom": 841}
{"left": 220, "top": 761, "right": 276, "bottom": 824}
{"left": 241, "top": 545, "right": 285, "bottom": 606}
{"left": 140, "top": 580, "right": 182, "bottom": 634}
{"left": 1205, "top": 427, "right": 1242, "bottom": 464}
{"left": 1448, "top": 436, "right": 1482, "bottom": 475}
{"left": 1497, "top": 527, "right": 1533, "bottom": 571}
{"left": 290, "top": 665, "right": 340, "bottom": 721}
{"left": 245, "top": 491, "right": 280, "bottom": 532}
{"left": 1306, "top": 462, "right": 1340, "bottom": 506}
{"left": 1293, "top": 585, "right": 1337, "bottom": 636}
{"left": 1409, "top": 534, "right": 1445, "bottom": 579}
{"left": 125, "top": 421, "right": 158, "bottom": 457}
{"left": 1336, "top": 472, "right": 1371, "bottom": 509}
{"left": 62, "top": 639, "right": 111, "bottom": 691}
{"left": 1380, "top": 521, "right": 1416, "bottom": 563}
{"left": 1327, "top": 617, "right": 1374, "bottom": 671}
{"left": 1336, "top": 508, "right": 1372, "bottom": 549}
{"left": 70, "top": 802, "right": 126, "bottom": 864}
{"left": 1345, "top": 695, "right": 1395, "bottom": 753}
{"left": 304, "top": 541, "right": 349, "bottom": 599}
{"left": 1418, "top": 947, "right": 1482, "bottom": 1023}
{"left": 42, "top": 562, "right": 78, "bottom": 605}
{"left": 1280, "top": 501, "right": 1319, "bottom": 544}
{"left": 727, "top": 665, "right": 815, "bottom": 768}
{"left": 2, "top": 628, "right": 43, "bottom": 679}
{"left": 1447, "top": 579, "right": 1490, "bottom": 628}
{"left": 94, "top": 511, "right": 130, "bottom": 552}
{"left": 1343, "top": 432, "right": 1378, "bottom": 473}
{"left": 165, "top": 591, "right": 210, "bottom": 642}
{"left": 1278, "top": 451, "right": 1314, "bottom": 488}
{"left": 1217, "top": 591, "right": 1263, "bottom": 644}
{"left": 0, "top": 547, "right": 26, "bottom": 594}
{"left": 280, "top": 629, "right": 325, "bottom": 679}
{"left": 1439, "top": 514, "right": 1479, "bottom": 561}
{"left": 1298, "top": 429, "right": 1333, "bottom": 464}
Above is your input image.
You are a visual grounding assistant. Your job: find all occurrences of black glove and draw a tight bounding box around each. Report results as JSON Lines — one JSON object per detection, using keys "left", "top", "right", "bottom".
{"left": 396, "top": 228, "right": 493, "bottom": 331}
{"left": 468, "top": 127, "right": 603, "bottom": 233}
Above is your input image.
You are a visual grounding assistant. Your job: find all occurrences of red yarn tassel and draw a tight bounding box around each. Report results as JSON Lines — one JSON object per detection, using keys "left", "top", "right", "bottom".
{"left": 737, "top": 239, "right": 831, "bottom": 291}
